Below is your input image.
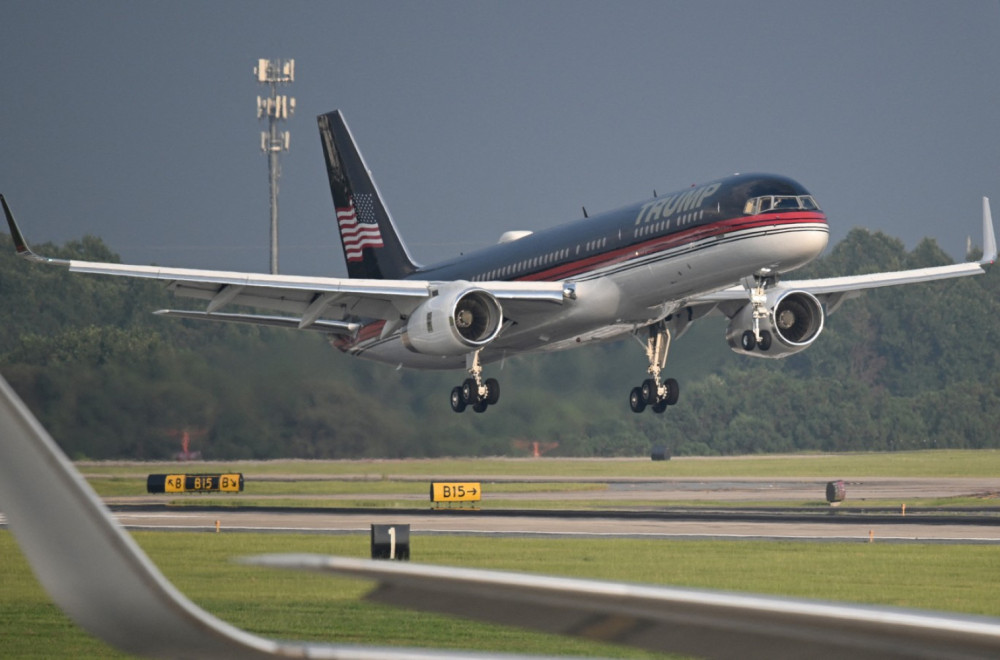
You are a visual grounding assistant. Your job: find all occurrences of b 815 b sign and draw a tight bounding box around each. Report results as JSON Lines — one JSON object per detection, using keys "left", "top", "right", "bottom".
{"left": 146, "top": 474, "right": 244, "bottom": 494}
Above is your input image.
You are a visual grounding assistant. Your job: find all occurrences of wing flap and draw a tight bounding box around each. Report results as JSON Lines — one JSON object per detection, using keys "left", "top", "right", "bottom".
{"left": 154, "top": 309, "right": 362, "bottom": 335}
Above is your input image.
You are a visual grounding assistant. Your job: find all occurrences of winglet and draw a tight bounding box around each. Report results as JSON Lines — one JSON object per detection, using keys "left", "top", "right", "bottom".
{"left": 2, "top": 194, "right": 35, "bottom": 257}
{"left": 982, "top": 197, "right": 997, "bottom": 265}
{"left": 1, "top": 195, "right": 68, "bottom": 266}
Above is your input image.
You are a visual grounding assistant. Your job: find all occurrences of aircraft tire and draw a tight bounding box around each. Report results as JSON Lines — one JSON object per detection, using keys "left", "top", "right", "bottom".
{"left": 629, "top": 387, "right": 646, "bottom": 413}
{"left": 450, "top": 387, "right": 467, "bottom": 413}
{"left": 641, "top": 378, "right": 659, "bottom": 404}
{"left": 664, "top": 378, "right": 680, "bottom": 405}
{"left": 759, "top": 330, "right": 772, "bottom": 351}
{"left": 461, "top": 378, "right": 479, "bottom": 404}
{"left": 652, "top": 399, "right": 668, "bottom": 413}
{"left": 472, "top": 400, "right": 489, "bottom": 413}
{"left": 741, "top": 330, "right": 757, "bottom": 351}
{"left": 485, "top": 378, "right": 500, "bottom": 405}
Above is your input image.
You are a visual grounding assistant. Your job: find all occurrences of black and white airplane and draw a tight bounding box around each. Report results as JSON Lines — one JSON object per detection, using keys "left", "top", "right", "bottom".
{"left": 3, "top": 110, "right": 996, "bottom": 413}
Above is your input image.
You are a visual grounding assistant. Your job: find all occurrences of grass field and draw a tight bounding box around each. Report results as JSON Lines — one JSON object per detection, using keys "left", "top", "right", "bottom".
{"left": 76, "top": 449, "right": 1000, "bottom": 479}
{"left": 3, "top": 530, "right": 1000, "bottom": 659}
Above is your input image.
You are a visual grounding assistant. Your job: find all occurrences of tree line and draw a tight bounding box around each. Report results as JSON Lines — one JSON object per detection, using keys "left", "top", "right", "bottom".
{"left": 1, "top": 228, "right": 997, "bottom": 459}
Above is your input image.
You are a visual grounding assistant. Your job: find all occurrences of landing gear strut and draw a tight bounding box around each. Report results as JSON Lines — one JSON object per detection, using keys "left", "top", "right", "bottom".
{"left": 629, "top": 322, "right": 679, "bottom": 414}
{"left": 743, "top": 271, "right": 776, "bottom": 352}
{"left": 450, "top": 350, "right": 499, "bottom": 413}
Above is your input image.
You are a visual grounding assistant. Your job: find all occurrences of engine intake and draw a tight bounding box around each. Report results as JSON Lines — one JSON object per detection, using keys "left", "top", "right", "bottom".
{"left": 726, "top": 290, "right": 824, "bottom": 358}
{"left": 402, "top": 284, "right": 503, "bottom": 356}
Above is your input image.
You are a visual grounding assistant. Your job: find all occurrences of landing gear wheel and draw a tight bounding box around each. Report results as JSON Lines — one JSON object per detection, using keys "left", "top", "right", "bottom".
{"left": 461, "top": 378, "right": 479, "bottom": 404}
{"left": 652, "top": 399, "right": 668, "bottom": 414}
{"left": 450, "top": 386, "right": 467, "bottom": 413}
{"left": 663, "top": 377, "right": 680, "bottom": 405}
{"left": 641, "top": 378, "right": 659, "bottom": 405}
{"left": 741, "top": 330, "right": 757, "bottom": 351}
{"left": 629, "top": 387, "right": 646, "bottom": 413}
{"left": 472, "top": 400, "right": 489, "bottom": 413}
{"left": 485, "top": 378, "right": 500, "bottom": 405}
{"left": 758, "top": 330, "right": 772, "bottom": 351}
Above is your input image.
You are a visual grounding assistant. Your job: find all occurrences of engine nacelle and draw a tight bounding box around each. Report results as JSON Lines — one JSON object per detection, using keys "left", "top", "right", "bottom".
{"left": 402, "top": 283, "right": 503, "bottom": 356}
{"left": 726, "top": 289, "right": 825, "bottom": 358}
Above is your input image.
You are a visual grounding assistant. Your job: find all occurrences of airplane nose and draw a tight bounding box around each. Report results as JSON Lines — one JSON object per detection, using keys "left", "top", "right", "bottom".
{"left": 779, "top": 213, "right": 829, "bottom": 272}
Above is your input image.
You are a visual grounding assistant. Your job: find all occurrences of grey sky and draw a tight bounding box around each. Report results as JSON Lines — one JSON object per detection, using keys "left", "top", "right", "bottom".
{"left": 2, "top": 1, "right": 999, "bottom": 276}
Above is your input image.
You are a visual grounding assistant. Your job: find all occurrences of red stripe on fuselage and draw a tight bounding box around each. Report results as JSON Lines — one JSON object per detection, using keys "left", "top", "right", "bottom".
{"left": 520, "top": 211, "right": 826, "bottom": 282}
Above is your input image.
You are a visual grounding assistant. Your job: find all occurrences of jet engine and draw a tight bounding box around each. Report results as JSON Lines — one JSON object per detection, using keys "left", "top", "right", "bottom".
{"left": 725, "top": 290, "right": 824, "bottom": 358}
{"left": 402, "top": 283, "right": 503, "bottom": 356}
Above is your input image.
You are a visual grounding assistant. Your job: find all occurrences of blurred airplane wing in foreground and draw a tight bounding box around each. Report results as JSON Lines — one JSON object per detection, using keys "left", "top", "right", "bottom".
{"left": 246, "top": 552, "right": 1000, "bottom": 660}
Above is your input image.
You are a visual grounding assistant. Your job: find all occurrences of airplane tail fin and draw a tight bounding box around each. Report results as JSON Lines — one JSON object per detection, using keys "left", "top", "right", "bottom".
{"left": 318, "top": 110, "right": 420, "bottom": 279}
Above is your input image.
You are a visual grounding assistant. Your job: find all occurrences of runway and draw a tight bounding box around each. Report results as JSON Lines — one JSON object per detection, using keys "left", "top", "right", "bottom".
{"left": 104, "top": 506, "right": 1000, "bottom": 544}
{"left": 5, "top": 475, "right": 998, "bottom": 544}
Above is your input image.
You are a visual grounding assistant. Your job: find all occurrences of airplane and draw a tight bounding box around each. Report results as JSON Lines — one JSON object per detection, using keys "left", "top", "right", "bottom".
{"left": 3, "top": 370, "right": 1000, "bottom": 659}
{"left": 2, "top": 109, "right": 996, "bottom": 415}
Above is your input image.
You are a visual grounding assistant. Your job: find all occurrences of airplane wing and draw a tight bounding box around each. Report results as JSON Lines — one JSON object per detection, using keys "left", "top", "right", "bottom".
{"left": 690, "top": 197, "right": 996, "bottom": 314}
{"left": 247, "top": 553, "right": 1000, "bottom": 660}
{"left": 3, "top": 371, "right": 1000, "bottom": 659}
{"left": 1, "top": 195, "right": 567, "bottom": 335}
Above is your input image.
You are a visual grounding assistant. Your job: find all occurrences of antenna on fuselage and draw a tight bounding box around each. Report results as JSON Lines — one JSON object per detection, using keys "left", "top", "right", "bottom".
{"left": 582, "top": 206, "right": 588, "bottom": 218}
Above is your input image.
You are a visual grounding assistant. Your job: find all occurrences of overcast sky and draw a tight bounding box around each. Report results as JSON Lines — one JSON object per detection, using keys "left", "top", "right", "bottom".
{"left": 2, "top": 1, "right": 999, "bottom": 276}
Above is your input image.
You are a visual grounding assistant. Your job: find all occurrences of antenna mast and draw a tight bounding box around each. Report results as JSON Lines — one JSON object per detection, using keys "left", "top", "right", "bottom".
{"left": 254, "top": 58, "right": 295, "bottom": 274}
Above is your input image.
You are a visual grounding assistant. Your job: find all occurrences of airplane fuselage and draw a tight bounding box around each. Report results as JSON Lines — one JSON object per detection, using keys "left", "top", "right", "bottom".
{"left": 341, "top": 173, "right": 829, "bottom": 368}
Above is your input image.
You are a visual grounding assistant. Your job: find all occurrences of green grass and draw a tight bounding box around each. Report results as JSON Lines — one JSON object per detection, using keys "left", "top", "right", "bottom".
{"left": 2, "top": 530, "right": 999, "bottom": 659}
{"left": 76, "top": 449, "right": 1000, "bottom": 479}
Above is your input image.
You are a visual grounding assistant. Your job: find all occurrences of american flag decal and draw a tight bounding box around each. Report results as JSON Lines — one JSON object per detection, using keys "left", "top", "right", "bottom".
{"left": 336, "top": 193, "right": 384, "bottom": 261}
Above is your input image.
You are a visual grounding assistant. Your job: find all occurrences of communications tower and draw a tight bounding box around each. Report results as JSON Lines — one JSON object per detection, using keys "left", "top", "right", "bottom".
{"left": 254, "top": 58, "right": 295, "bottom": 274}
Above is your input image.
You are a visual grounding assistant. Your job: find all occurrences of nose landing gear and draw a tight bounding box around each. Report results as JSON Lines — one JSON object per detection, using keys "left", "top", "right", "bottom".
{"left": 742, "top": 271, "right": 776, "bottom": 351}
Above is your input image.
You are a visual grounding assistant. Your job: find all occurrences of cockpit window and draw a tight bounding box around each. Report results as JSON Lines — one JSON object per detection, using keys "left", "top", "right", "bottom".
{"left": 743, "top": 195, "right": 820, "bottom": 215}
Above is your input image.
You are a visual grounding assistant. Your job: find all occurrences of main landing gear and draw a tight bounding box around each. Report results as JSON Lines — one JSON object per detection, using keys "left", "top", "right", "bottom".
{"left": 450, "top": 350, "right": 500, "bottom": 413}
{"left": 629, "top": 322, "right": 680, "bottom": 413}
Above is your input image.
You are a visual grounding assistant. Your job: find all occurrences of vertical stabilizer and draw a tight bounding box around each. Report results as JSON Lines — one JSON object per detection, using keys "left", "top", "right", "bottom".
{"left": 318, "top": 110, "right": 419, "bottom": 279}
